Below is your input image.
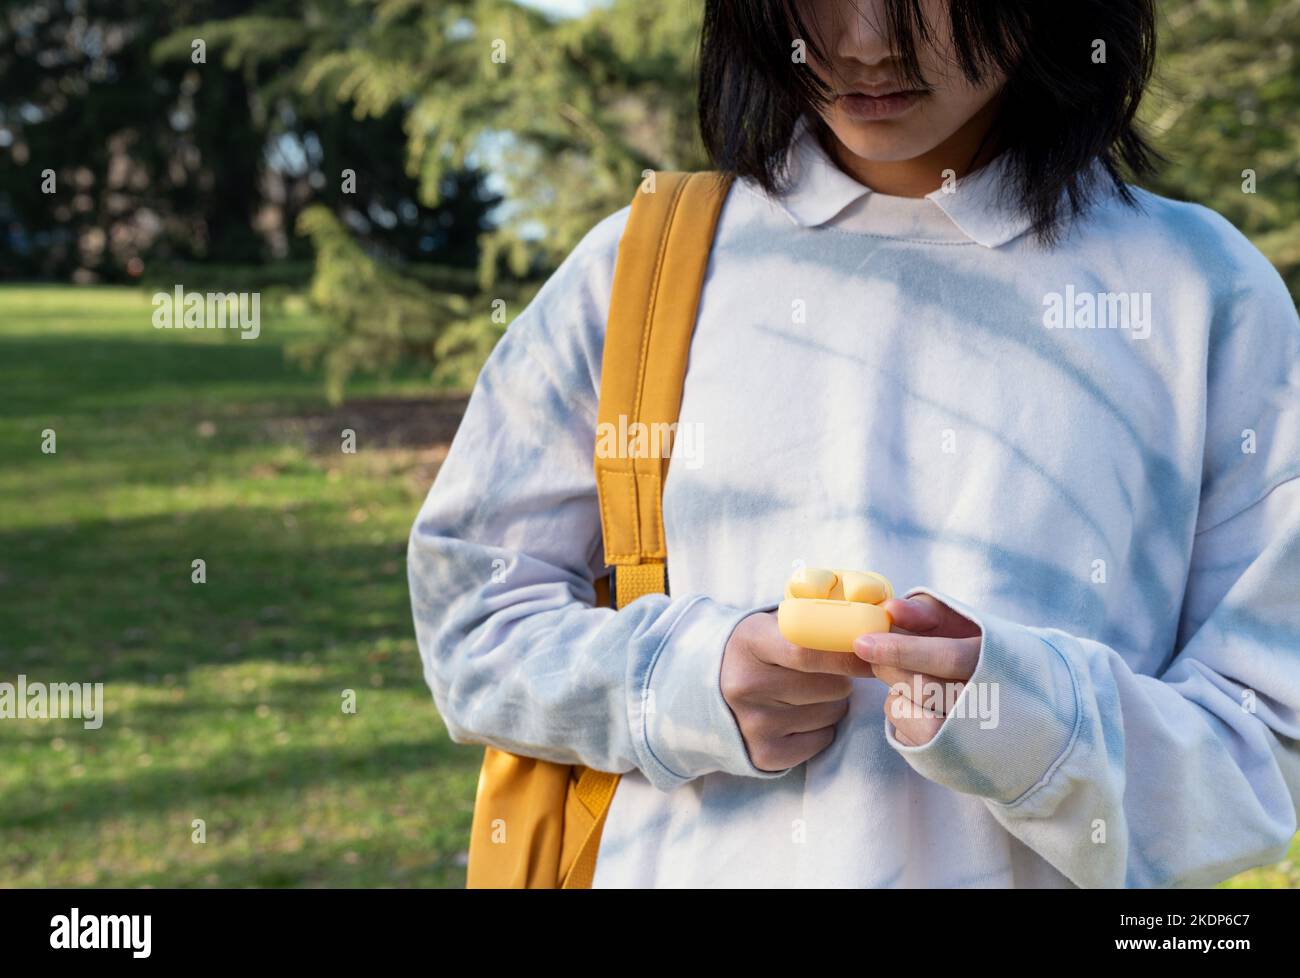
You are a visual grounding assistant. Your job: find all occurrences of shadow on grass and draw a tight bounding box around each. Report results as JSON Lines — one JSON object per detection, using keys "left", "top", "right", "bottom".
{"left": 3, "top": 737, "right": 474, "bottom": 832}
{"left": 102, "top": 838, "right": 470, "bottom": 889}
{"left": 0, "top": 504, "right": 418, "bottom": 682}
{"left": 0, "top": 334, "right": 314, "bottom": 419}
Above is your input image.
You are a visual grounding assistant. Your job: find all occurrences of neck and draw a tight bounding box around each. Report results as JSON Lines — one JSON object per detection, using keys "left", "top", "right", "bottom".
{"left": 818, "top": 95, "right": 1005, "bottom": 198}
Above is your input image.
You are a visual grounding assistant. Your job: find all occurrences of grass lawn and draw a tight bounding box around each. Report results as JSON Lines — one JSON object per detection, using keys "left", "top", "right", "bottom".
{"left": 0, "top": 284, "right": 1296, "bottom": 889}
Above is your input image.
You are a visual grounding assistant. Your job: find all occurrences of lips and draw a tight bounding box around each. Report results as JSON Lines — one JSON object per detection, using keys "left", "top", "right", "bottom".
{"left": 837, "top": 89, "right": 924, "bottom": 120}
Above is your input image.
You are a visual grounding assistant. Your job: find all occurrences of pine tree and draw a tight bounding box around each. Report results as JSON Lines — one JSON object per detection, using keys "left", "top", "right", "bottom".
{"left": 180, "top": 0, "right": 706, "bottom": 396}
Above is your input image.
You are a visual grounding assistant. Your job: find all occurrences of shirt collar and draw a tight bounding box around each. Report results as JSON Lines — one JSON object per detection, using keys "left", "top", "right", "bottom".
{"left": 769, "top": 111, "right": 1037, "bottom": 249}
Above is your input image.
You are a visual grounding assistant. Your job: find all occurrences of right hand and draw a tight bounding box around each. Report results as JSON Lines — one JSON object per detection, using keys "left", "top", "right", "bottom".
{"left": 721, "top": 610, "right": 875, "bottom": 772}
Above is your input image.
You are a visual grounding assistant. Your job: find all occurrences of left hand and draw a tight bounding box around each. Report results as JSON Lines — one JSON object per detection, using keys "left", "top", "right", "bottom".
{"left": 852, "top": 594, "right": 982, "bottom": 747}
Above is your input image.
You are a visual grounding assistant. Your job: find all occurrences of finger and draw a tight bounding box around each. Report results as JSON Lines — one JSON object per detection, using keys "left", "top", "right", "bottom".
{"left": 884, "top": 685, "right": 944, "bottom": 727}
{"left": 871, "top": 667, "right": 965, "bottom": 715}
{"left": 881, "top": 594, "right": 981, "bottom": 639}
{"left": 753, "top": 726, "right": 836, "bottom": 771}
{"left": 743, "top": 696, "right": 845, "bottom": 738}
{"left": 884, "top": 688, "right": 945, "bottom": 746}
{"left": 762, "top": 669, "right": 855, "bottom": 707}
{"left": 747, "top": 612, "right": 875, "bottom": 678}
{"left": 765, "top": 642, "right": 877, "bottom": 679}
{"left": 853, "top": 631, "right": 980, "bottom": 680}
{"left": 780, "top": 697, "right": 851, "bottom": 735}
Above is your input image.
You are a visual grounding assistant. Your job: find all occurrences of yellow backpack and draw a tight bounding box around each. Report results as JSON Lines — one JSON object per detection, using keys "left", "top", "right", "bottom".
{"left": 465, "top": 170, "right": 735, "bottom": 888}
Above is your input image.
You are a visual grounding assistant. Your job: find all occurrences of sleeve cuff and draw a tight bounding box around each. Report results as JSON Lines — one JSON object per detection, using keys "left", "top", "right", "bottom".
{"left": 884, "top": 586, "right": 1083, "bottom": 806}
{"left": 633, "top": 596, "right": 792, "bottom": 792}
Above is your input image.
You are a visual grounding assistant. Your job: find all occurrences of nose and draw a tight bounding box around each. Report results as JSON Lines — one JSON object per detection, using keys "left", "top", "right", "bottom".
{"left": 835, "top": 0, "right": 894, "bottom": 69}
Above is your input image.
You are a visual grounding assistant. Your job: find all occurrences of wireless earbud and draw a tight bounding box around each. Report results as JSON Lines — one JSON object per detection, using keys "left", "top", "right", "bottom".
{"left": 784, "top": 567, "right": 841, "bottom": 600}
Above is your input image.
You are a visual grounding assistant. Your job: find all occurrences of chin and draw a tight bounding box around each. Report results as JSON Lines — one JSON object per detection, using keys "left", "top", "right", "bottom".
{"left": 827, "top": 123, "right": 938, "bottom": 164}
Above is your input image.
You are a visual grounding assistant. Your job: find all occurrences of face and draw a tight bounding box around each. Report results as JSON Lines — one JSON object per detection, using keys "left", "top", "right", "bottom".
{"left": 802, "top": 0, "right": 1007, "bottom": 164}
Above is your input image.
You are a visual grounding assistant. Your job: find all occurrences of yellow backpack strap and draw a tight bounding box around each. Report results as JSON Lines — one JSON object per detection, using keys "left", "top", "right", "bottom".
{"left": 593, "top": 170, "right": 734, "bottom": 606}
{"left": 561, "top": 170, "right": 733, "bottom": 890}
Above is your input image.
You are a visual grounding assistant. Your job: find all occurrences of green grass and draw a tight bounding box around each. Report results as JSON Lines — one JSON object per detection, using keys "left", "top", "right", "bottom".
{"left": 0, "top": 285, "right": 476, "bottom": 887}
{"left": 0, "top": 284, "right": 1295, "bottom": 889}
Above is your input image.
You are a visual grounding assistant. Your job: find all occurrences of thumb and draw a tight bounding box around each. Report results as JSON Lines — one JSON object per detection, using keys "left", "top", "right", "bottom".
{"left": 882, "top": 593, "right": 981, "bottom": 639}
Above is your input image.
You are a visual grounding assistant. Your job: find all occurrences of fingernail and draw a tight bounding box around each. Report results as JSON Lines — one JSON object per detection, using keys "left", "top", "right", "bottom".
{"left": 853, "top": 636, "right": 876, "bottom": 656}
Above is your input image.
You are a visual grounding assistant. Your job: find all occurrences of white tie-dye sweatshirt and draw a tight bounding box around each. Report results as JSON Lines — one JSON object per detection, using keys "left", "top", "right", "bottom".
{"left": 408, "top": 112, "right": 1300, "bottom": 888}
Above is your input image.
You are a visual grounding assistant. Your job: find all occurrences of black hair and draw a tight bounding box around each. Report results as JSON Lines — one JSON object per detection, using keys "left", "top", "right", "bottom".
{"left": 698, "top": 0, "right": 1164, "bottom": 246}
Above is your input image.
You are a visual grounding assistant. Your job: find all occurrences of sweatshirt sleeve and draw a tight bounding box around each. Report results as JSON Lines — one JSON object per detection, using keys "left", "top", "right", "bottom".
{"left": 407, "top": 207, "right": 788, "bottom": 793}
{"left": 886, "top": 249, "right": 1300, "bottom": 888}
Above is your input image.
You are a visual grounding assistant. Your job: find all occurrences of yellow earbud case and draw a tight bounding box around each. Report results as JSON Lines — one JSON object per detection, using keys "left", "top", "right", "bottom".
{"left": 777, "top": 566, "right": 894, "bottom": 652}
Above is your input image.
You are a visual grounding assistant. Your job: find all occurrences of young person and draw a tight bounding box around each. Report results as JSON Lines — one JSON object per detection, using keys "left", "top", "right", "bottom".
{"left": 408, "top": 0, "right": 1300, "bottom": 887}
